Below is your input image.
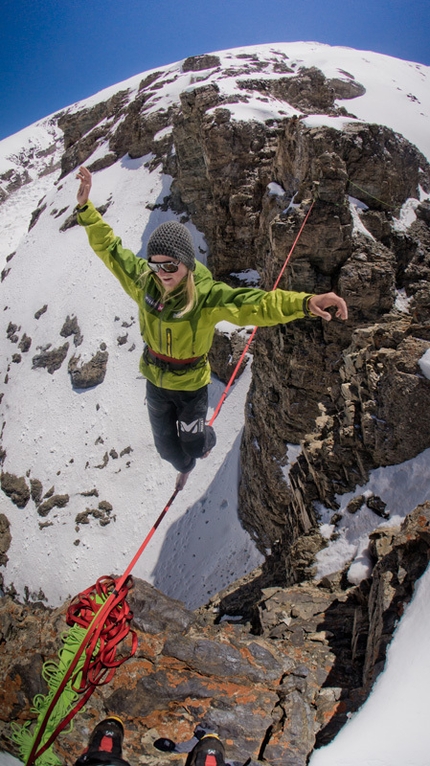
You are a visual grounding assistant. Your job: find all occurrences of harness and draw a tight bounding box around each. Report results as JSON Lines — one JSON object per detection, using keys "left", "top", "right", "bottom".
{"left": 143, "top": 345, "right": 205, "bottom": 373}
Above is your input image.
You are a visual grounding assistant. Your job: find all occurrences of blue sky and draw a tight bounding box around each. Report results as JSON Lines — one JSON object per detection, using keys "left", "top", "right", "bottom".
{"left": 1, "top": 0, "right": 429, "bottom": 140}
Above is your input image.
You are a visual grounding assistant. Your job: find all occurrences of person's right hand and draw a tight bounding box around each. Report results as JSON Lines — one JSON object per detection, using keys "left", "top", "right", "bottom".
{"left": 308, "top": 292, "right": 348, "bottom": 321}
{"left": 76, "top": 166, "right": 92, "bottom": 206}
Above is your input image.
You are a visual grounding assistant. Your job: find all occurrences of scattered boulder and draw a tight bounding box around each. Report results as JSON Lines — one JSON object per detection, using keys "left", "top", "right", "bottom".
{"left": 0, "top": 473, "right": 30, "bottom": 508}
{"left": 182, "top": 54, "right": 221, "bottom": 72}
{"left": 60, "top": 315, "right": 83, "bottom": 347}
{"left": 75, "top": 501, "right": 114, "bottom": 527}
{"left": 37, "top": 495, "right": 70, "bottom": 518}
{"left": 80, "top": 488, "right": 99, "bottom": 498}
{"left": 30, "top": 479, "right": 43, "bottom": 505}
{"left": 34, "top": 305, "right": 47, "bottom": 320}
{"left": 95, "top": 452, "right": 109, "bottom": 469}
{"left": 18, "top": 334, "right": 31, "bottom": 353}
{"left": 366, "top": 495, "right": 389, "bottom": 519}
{"left": 0, "top": 514, "right": 11, "bottom": 566}
{"left": 32, "top": 343, "right": 69, "bottom": 374}
{"left": 6, "top": 323, "right": 19, "bottom": 343}
{"left": 347, "top": 495, "right": 365, "bottom": 514}
{"left": 1, "top": 266, "right": 11, "bottom": 282}
{"left": 28, "top": 204, "right": 47, "bottom": 231}
{"left": 326, "top": 76, "right": 366, "bottom": 100}
{"left": 68, "top": 349, "right": 108, "bottom": 389}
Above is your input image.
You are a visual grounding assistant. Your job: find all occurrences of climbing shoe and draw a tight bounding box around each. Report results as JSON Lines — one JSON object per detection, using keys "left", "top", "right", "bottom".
{"left": 187, "top": 734, "right": 226, "bottom": 766}
{"left": 86, "top": 717, "right": 124, "bottom": 758}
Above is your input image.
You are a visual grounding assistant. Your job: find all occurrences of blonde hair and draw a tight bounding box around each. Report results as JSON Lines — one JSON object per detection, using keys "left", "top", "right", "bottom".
{"left": 138, "top": 269, "right": 197, "bottom": 317}
{"left": 175, "top": 270, "right": 197, "bottom": 317}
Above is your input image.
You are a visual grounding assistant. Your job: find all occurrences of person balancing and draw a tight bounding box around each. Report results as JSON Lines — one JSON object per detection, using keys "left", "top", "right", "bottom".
{"left": 76, "top": 166, "right": 348, "bottom": 490}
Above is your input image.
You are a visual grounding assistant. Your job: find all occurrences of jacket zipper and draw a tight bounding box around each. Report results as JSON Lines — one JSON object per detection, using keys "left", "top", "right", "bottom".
{"left": 158, "top": 314, "right": 163, "bottom": 386}
{"left": 166, "top": 328, "right": 172, "bottom": 357}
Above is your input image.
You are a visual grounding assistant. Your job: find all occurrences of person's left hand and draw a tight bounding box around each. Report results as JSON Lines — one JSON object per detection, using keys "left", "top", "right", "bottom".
{"left": 308, "top": 292, "right": 348, "bottom": 321}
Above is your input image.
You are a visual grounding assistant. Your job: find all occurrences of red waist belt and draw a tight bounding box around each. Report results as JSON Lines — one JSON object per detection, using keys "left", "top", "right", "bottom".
{"left": 145, "top": 347, "right": 204, "bottom": 370}
{"left": 148, "top": 349, "right": 202, "bottom": 364}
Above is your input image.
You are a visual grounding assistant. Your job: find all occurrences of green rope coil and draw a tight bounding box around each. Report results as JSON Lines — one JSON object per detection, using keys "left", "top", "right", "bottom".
{"left": 9, "top": 616, "right": 100, "bottom": 766}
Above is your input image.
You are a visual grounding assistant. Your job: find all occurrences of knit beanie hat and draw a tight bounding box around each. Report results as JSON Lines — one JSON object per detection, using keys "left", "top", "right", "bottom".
{"left": 147, "top": 221, "right": 196, "bottom": 271}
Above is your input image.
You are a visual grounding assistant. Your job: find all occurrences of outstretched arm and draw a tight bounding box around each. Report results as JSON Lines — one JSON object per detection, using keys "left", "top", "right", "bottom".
{"left": 76, "top": 166, "right": 92, "bottom": 207}
{"left": 308, "top": 292, "right": 348, "bottom": 321}
{"left": 75, "top": 167, "right": 147, "bottom": 303}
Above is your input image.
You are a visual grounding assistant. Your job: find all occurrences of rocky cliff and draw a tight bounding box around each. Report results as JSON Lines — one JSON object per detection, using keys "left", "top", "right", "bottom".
{"left": 51, "top": 52, "right": 430, "bottom": 565}
{"left": 1, "top": 503, "right": 430, "bottom": 765}
{"left": 0, "top": 43, "right": 430, "bottom": 764}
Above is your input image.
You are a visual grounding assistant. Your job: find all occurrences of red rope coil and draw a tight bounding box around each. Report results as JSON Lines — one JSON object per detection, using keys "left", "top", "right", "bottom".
{"left": 66, "top": 575, "right": 138, "bottom": 690}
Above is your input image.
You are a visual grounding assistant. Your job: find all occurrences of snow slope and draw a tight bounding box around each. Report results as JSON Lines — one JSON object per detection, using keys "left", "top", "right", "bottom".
{"left": 310, "top": 562, "right": 430, "bottom": 766}
{"left": 0, "top": 155, "right": 263, "bottom": 607}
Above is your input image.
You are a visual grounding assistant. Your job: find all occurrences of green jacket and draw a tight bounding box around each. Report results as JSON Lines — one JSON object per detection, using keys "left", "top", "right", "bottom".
{"left": 78, "top": 202, "right": 312, "bottom": 391}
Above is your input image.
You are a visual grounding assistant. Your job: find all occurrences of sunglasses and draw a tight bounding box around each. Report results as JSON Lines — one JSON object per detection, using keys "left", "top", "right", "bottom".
{"left": 148, "top": 260, "right": 180, "bottom": 274}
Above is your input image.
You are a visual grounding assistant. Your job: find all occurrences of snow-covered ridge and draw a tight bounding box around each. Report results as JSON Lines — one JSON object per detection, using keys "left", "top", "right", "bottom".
{"left": 1, "top": 41, "right": 428, "bottom": 264}
{"left": 2, "top": 41, "right": 429, "bottom": 163}
{"left": 73, "top": 43, "right": 429, "bottom": 163}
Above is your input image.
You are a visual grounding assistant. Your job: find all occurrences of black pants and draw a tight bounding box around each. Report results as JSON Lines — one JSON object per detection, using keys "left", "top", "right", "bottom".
{"left": 146, "top": 381, "right": 217, "bottom": 473}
